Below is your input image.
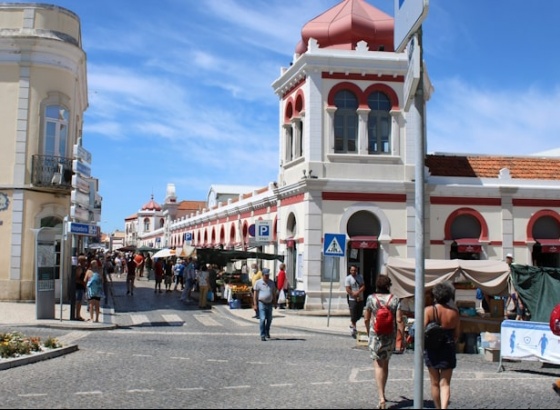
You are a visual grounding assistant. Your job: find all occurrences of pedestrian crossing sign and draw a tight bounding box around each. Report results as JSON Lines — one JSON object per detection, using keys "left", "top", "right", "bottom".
{"left": 323, "top": 233, "right": 346, "bottom": 257}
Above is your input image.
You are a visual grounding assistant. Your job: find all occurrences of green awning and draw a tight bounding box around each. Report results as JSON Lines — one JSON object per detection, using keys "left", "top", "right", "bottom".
{"left": 195, "top": 249, "right": 284, "bottom": 266}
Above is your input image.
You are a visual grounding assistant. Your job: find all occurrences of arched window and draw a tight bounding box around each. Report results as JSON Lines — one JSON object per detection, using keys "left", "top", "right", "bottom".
{"left": 367, "top": 92, "right": 391, "bottom": 154}
{"left": 144, "top": 218, "right": 150, "bottom": 232}
{"left": 334, "top": 90, "right": 358, "bottom": 153}
{"left": 159, "top": 218, "right": 165, "bottom": 229}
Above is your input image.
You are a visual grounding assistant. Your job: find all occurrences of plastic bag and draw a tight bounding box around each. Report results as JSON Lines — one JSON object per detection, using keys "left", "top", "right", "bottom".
{"left": 207, "top": 290, "right": 214, "bottom": 302}
{"left": 278, "top": 289, "right": 286, "bottom": 304}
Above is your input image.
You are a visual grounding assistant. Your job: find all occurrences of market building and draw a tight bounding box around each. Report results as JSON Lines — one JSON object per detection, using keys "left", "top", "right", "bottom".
{"left": 153, "top": 0, "right": 560, "bottom": 311}
{"left": 0, "top": 4, "right": 97, "bottom": 302}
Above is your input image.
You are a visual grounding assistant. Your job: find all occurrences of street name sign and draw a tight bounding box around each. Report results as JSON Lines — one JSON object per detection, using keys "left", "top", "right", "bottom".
{"left": 68, "top": 222, "right": 99, "bottom": 237}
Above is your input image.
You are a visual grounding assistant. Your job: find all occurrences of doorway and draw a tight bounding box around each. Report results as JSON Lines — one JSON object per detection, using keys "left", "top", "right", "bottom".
{"left": 346, "top": 210, "right": 381, "bottom": 296}
{"left": 347, "top": 247, "right": 378, "bottom": 296}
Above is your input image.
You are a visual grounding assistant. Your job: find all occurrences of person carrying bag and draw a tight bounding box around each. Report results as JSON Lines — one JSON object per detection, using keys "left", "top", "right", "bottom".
{"left": 276, "top": 263, "right": 289, "bottom": 309}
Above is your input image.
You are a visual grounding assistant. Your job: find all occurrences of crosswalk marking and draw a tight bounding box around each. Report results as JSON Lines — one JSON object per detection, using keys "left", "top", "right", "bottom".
{"left": 194, "top": 314, "right": 222, "bottom": 327}
{"left": 131, "top": 314, "right": 150, "bottom": 326}
{"left": 162, "top": 314, "right": 184, "bottom": 326}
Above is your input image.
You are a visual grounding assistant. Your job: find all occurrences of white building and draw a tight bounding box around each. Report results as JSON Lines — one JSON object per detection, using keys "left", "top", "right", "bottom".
{"left": 150, "top": 0, "right": 560, "bottom": 311}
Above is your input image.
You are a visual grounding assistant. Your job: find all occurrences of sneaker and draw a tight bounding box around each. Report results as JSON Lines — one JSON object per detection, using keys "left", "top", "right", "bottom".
{"left": 261, "top": 337, "right": 267, "bottom": 342}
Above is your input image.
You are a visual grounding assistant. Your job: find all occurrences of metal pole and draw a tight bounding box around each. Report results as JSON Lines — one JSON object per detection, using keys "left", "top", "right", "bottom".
{"left": 327, "top": 257, "right": 336, "bottom": 327}
{"left": 60, "top": 216, "right": 68, "bottom": 322}
{"left": 413, "top": 26, "right": 427, "bottom": 409}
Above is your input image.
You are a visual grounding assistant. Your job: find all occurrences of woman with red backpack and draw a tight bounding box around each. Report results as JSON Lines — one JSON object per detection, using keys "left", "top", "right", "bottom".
{"left": 363, "top": 275, "right": 403, "bottom": 409}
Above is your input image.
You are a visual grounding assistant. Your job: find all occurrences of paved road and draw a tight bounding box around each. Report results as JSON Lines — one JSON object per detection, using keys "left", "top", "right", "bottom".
{"left": 1, "top": 277, "right": 559, "bottom": 408}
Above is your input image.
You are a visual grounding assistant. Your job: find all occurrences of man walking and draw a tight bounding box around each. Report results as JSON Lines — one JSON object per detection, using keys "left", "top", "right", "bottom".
{"left": 253, "top": 268, "right": 277, "bottom": 341}
{"left": 345, "top": 265, "right": 365, "bottom": 339}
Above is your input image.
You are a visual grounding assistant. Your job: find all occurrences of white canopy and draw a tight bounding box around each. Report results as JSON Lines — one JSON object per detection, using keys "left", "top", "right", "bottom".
{"left": 384, "top": 257, "right": 511, "bottom": 298}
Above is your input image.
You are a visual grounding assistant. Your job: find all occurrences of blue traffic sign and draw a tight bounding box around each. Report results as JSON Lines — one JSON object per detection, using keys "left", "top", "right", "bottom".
{"left": 184, "top": 232, "right": 192, "bottom": 241}
{"left": 323, "top": 233, "right": 346, "bottom": 257}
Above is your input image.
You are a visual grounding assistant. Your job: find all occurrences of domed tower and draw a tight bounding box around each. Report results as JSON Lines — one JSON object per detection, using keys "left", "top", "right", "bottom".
{"left": 272, "top": 0, "right": 418, "bottom": 188}
{"left": 271, "top": 0, "right": 429, "bottom": 304}
{"left": 138, "top": 195, "right": 163, "bottom": 236}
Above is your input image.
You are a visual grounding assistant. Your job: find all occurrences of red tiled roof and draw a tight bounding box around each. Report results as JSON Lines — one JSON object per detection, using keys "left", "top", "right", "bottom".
{"left": 425, "top": 154, "right": 560, "bottom": 180}
{"left": 177, "top": 200, "right": 206, "bottom": 212}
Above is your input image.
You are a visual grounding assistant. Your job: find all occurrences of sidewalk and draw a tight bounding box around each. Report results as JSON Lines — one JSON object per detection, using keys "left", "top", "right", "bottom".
{"left": 0, "top": 277, "right": 353, "bottom": 336}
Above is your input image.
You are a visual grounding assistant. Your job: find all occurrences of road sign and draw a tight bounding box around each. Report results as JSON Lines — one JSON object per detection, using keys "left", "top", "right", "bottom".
{"left": 323, "top": 233, "right": 346, "bottom": 257}
{"left": 403, "top": 34, "right": 421, "bottom": 112}
{"left": 71, "top": 190, "right": 91, "bottom": 209}
{"left": 68, "top": 222, "right": 99, "bottom": 237}
{"left": 70, "top": 205, "right": 89, "bottom": 222}
{"left": 184, "top": 232, "right": 192, "bottom": 242}
{"left": 73, "top": 144, "right": 92, "bottom": 164}
{"left": 394, "top": 0, "right": 429, "bottom": 53}
{"left": 248, "top": 224, "right": 255, "bottom": 237}
{"left": 255, "top": 220, "right": 272, "bottom": 242}
{"left": 72, "top": 159, "right": 91, "bottom": 178}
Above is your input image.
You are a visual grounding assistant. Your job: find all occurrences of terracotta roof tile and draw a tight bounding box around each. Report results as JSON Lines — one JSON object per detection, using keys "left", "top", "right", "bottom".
{"left": 426, "top": 154, "right": 560, "bottom": 180}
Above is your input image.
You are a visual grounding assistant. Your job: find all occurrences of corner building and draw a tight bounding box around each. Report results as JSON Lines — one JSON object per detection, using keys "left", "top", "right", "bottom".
{"left": 166, "top": 0, "right": 560, "bottom": 311}
{"left": 0, "top": 4, "right": 88, "bottom": 301}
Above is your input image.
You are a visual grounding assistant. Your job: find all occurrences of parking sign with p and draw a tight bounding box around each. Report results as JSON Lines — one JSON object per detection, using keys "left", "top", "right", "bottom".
{"left": 255, "top": 220, "right": 272, "bottom": 242}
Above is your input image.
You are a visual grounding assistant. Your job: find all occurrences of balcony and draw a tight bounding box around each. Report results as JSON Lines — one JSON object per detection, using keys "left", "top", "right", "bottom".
{"left": 31, "top": 155, "right": 73, "bottom": 192}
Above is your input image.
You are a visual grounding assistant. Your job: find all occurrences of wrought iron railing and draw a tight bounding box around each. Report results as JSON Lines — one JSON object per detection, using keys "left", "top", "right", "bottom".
{"left": 31, "top": 155, "right": 73, "bottom": 190}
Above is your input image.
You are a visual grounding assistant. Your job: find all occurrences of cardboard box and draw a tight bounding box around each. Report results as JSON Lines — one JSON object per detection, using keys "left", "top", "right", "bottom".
{"left": 489, "top": 298, "right": 504, "bottom": 318}
{"left": 484, "top": 348, "right": 500, "bottom": 362}
{"left": 481, "top": 332, "right": 501, "bottom": 349}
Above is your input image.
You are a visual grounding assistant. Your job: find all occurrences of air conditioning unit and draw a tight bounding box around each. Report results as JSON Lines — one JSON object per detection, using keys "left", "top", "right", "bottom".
{"left": 51, "top": 163, "right": 64, "bottom": 185}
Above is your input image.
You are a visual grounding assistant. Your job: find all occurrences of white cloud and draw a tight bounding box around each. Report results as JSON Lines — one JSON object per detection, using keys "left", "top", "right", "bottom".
{"left": 428, "top": 78, "right": 560, "bottom": 155}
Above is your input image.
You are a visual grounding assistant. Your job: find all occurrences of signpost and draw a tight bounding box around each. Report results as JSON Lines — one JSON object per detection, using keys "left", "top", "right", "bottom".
{"left": 395, "top": 1, "right": 430, "bottom": 408}
{"left": 324, "top": 234, "right": 347, "bottom": 326}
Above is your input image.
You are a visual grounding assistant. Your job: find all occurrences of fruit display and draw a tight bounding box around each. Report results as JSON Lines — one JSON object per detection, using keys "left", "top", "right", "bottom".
{"left": 229, "top": 284, "right": 251, "bottom": 293}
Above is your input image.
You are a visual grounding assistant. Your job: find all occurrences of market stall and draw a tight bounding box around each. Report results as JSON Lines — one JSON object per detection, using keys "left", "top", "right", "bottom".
{"left": 221, "top": 271, "right": 253, "bottom": 308}
{"left": 385, "top": 257, "right": 512, "bottom": 348}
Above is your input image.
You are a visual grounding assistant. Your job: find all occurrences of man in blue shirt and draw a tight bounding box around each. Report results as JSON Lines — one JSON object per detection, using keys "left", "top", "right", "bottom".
{"left": 173, "top": 259, "right": 185, "bottom": 291}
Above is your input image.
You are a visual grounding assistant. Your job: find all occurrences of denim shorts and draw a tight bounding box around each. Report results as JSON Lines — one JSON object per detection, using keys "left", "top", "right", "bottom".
{"left": 76, "top": 288, "right": 84, "bottom": 301}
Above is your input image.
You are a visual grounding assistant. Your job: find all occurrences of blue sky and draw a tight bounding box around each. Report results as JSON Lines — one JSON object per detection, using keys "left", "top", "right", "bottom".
{"left": 17, "top": 0, "right": 560, "bottom": 234}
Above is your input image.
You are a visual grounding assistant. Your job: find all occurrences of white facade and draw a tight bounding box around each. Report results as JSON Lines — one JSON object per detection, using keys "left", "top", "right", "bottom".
{"left": 159, "top": 3, "right": 560, "bottom": 311}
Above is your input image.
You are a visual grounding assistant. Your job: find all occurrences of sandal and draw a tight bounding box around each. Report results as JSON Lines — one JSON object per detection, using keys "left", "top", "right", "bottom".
{"left": 378, "top": 400, "right": 386, "bottom": 409}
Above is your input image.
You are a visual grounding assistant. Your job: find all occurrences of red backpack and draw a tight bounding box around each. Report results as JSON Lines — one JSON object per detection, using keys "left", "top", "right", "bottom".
{"left": 550, "top": 303, "right": 560, "bottom": 336}
{"left": 373, "top": 294, "right": 394, "bottom": 335}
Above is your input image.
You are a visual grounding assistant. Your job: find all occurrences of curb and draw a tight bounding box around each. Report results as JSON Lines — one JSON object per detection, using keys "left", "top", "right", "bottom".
{"left": 0, "top": 344, "right": 79, "bottom": 371}
{"left": 217, "top": 305, "right": 349, "bottom": 338}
